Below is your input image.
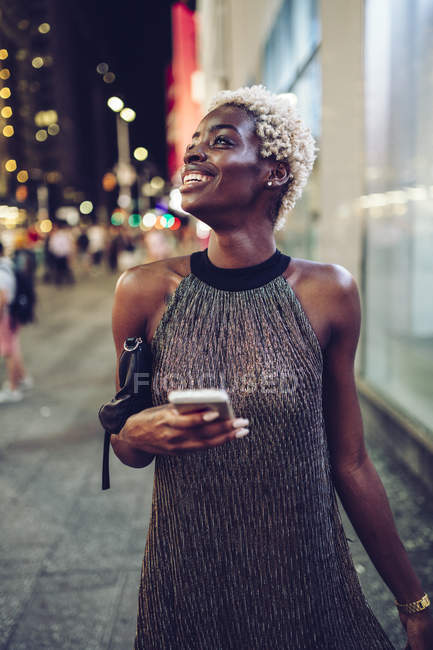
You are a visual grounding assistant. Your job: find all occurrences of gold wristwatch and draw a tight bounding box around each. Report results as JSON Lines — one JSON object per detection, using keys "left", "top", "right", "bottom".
{"left": 395, "top": 593, "right": 430, "bottom": 615}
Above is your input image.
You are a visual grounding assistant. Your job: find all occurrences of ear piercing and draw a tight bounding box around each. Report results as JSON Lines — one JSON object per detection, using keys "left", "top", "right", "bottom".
{"left": 267, "top": 174, "right": 294, "bottom": 188}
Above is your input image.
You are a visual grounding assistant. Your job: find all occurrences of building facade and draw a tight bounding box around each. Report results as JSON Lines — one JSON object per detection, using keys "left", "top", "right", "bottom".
{"left": 196, "top": 0, "right": 433, "bottom": 490}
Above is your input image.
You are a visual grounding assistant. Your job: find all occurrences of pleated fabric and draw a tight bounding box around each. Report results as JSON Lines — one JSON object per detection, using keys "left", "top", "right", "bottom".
{"left": 135, "top": 271, "right": 394, "bottom": 650}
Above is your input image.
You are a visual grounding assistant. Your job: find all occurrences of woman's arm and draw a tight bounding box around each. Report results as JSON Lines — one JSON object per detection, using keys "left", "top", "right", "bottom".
{"left": 110, "top": 263, "right": 170, "bottom": 468}
{"left": 322, "top": 269, "right": 432, "bottom": 634}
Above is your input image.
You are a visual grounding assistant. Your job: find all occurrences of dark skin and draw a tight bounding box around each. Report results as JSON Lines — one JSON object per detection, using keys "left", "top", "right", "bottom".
{"left": 111, "top": 105, "right": 433, "bottom": 648}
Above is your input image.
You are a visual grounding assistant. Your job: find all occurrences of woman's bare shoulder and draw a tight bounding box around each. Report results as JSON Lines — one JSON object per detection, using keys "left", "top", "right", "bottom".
{"left": 283, "top": 256, "right": 359, "bottom": 350}
{"left": 115, "top": 255, "right": 191, "bottom": 300}
{"left": 112, "top": 255, "right": 191, "bottom": 347}
{"left": 285, "top": 256, "right": 355, "bottom": 293}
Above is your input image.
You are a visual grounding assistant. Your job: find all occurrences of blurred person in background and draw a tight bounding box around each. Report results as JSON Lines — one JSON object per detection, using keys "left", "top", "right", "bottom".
{"left": 75, "top": 225, "right": 91, "bottom": 278}
{"left": 48, "top": 221, "right": 75, "bottom": 286}
{"left": 0, "top": 242, "right": 33, "bottom": 403}
{"left": 107, "top": 225, "right": 125, "bottom": 273}
{"left": 87, "top": 221, "right": 106, "bottom": 269}
{"left": 43, "top": 228, "right": 56, "bottom": 283}
{"left": 110, "top": 85, "right": 432, "bottom": 649}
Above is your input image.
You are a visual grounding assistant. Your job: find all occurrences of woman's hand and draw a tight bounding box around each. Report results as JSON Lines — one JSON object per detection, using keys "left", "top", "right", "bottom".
{"left": 119, "top": 404, "right": 249, "bottom": 456}
{"left": 399, "top": 609, "right": 433, "bottom": 650}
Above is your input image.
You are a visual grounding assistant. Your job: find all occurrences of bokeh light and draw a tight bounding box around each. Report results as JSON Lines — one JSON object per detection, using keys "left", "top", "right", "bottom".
{"left": 1, "top": 106, "right": 12, "bottom": 118}
{"left": 133, "top": 147, "right": 148, "bottom": 161}
{"left": 142, "top": 182, "right": 157, "bottom": 197}
{"left": 107, "top": 96, "right": 124, "bottom": 112}
{"left": 150, "top": 176, "right": 165, "bottom": 191}
{"left": 118, "top": 193, "right": 131, "bottom": 209}
{"left": 32, "top": 57, "right": 44, "bottom": 69}
{"left": 17, "top": 170, "right": 29, "bottom": 183}
{"left": 38, "top": 23, "right": 51, "bottom": 34}
{"left": 79, "top": 200, "right": 93, "bottom": 215}
{"left": 128, "top": 213, "right": 141, "bottom": 227}
{"left": 5, "top": 159, "right": 17, "bottom": 172}
{"left": 142, "top": 212, "right": 157, "bottom": 228}
{"left": 120, "top": 107, "right": 136, "bottom": 122}
{"left": 0, "top": 49, "right": 8, "bottom": 60}
{"left": 0, "top": 87, "right": 11, "bottom": 99}
{"left": 40, "top": 219, "right": 53, "bottom": 233}
{"left": 103, "top": 72, "right": 116, "bottom": 83}
{"left": 111, "top": 210, "right": 125, "bottom": 226}
{"left": 35, "top": 129, "right": 48, "bottom": 142}
{"left": 96, "top": 62, "right": 109, "bottom": 74}
{"left": 35, "top": 109, "right": 58, "bottom": 126}
{"left": 47, "top": 123, "right": 60, "bottom": 136}
{"left": 3, "top": 125, "right": 14, "bottom": 137}
{"left": 170, "top": 217, "right": 181, "bottom": 231}
{"left": 16, "top": 185, "right": 28, "bottom": 202}
{"left": 102, "top": 172, "right": 117, "bottom": 191}
{"left": 161, "top": 213, "right": 175, "bottom": 228}
{"left": 0, "top": 69, "right": 10, "bottom": 80}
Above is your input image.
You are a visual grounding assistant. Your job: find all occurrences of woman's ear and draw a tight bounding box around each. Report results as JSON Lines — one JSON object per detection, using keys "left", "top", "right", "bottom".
{"left": 266, "top": 162, "right": 293, "bottom": 188}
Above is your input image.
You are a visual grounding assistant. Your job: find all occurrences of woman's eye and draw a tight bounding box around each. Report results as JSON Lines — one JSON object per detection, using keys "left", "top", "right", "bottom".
{"left": 213, "top": 136, "right": 231, "bottom": 145}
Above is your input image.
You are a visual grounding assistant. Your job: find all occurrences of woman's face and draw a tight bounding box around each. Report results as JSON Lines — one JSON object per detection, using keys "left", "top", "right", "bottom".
{"left": 180, "top": 105, "right": 267, "bottom": 223}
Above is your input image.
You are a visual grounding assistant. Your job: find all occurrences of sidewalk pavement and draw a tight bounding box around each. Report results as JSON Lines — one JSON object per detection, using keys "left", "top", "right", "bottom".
{"left": 0, "top": 271, "right": 432, "bottom": 649}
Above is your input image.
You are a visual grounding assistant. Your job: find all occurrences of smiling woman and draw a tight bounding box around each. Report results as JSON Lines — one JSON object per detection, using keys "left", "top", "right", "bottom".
{"left": 109, "top": 85, "right": 433, "bottom": 649}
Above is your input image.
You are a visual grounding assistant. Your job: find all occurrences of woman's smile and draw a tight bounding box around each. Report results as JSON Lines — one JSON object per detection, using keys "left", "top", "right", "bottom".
{"left": 180, "top": 172, "right": 215, "bottom": 192}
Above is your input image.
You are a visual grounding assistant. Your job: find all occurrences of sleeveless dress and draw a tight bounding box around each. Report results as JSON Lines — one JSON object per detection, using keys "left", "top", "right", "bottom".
{"left": 135, "top": 249, "right": 394, "bottom": 650}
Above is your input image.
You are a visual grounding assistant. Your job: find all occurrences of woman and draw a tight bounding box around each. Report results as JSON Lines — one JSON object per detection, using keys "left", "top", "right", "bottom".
{"left": 111, "top": 86, "right": 432, "bottom": 649}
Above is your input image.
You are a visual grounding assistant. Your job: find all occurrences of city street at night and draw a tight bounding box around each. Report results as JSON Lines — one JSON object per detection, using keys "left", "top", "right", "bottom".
{"left": 0, "top": 272, "right": 432, "bottom": 649}
{"left": 1, "top": 0, "right": 433, "bottom": 648}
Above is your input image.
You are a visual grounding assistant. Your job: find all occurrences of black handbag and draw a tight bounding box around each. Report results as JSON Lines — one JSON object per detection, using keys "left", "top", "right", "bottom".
{"left": 99, "top": 336, "right": 153, "bottom": 490}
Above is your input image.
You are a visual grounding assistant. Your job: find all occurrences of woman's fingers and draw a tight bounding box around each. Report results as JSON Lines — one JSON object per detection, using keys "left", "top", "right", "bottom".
{"left": 167, "top": 410, "right": 249, "bottom": 438}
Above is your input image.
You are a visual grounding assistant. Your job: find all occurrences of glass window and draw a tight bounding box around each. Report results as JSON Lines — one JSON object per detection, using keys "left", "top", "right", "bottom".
{"left": 363, "top": 0, "right": 433, "bottom": 435}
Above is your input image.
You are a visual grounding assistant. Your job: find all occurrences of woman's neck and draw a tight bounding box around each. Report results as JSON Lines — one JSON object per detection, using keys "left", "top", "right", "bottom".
{"left": 207, "top": 230, "right": 276, "bottom": 269}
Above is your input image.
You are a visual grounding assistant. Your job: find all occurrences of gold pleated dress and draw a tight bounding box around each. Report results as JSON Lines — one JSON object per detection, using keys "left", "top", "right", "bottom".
{"left": 135, "top": 249, "right": 394, "bottom": 650}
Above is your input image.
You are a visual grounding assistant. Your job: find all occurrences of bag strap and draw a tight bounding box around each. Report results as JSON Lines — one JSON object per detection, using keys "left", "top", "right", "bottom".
{"left": 102, "top": 430, "right": 111, "bottom": 490}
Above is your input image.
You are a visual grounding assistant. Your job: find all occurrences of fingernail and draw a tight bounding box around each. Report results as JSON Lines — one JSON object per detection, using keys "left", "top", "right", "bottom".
{"left": 235, "top": 428, "right": 249, "bottom": 439}
{"left": 232, "top": 418, "right": 249, "bottom": 428}
{"left": 202, "top": 411, "right": 219, "bottom": 422}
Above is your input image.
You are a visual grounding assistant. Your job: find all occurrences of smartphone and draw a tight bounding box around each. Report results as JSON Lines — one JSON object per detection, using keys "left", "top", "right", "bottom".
{"left": 168, "top": 388, "right": 234, "bottom": 420}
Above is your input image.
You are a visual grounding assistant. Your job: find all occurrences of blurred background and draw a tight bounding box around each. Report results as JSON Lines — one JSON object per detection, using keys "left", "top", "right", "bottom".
{"left": 1, "top": 1, "right": 432, "bottom": 648}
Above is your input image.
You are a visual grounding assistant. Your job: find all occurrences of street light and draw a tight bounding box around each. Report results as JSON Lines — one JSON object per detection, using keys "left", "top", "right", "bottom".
{"left": 107, "top": 96, "right": 124, "bottom": 112}
{"left": 120, "top": 107, "right": 136, "bottom": 123}
{"left": 107, "top": 97, "right": 136, "bottom": 209}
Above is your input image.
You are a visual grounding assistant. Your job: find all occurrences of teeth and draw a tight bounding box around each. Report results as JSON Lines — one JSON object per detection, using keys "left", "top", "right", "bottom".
{"left": 183, "top": 173, "right": 211, "bottom": 184}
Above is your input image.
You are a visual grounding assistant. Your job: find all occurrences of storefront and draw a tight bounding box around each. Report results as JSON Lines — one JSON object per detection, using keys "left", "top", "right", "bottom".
{"left": 362, "top": 0, "right": 433, "bottom": 437}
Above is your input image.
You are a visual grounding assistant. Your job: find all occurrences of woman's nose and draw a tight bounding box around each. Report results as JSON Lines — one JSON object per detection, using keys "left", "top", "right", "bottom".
{"left": 184, "top": 144, "right": 207, "bottom": 164}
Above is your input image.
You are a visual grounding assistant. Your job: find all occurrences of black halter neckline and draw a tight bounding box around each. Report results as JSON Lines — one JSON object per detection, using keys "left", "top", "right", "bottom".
{"left": 190, "top": 248, "right": 291, "bottom": 291}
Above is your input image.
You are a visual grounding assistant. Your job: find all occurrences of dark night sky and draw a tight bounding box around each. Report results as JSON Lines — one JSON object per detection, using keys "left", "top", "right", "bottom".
{"left": 77, "top": 0, "right": 174, "bottom": 175}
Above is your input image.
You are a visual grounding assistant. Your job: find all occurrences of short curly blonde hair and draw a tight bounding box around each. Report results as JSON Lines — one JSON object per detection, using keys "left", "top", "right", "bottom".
{"left": 208, "top": 85, "right": 317, "bottom": 230}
